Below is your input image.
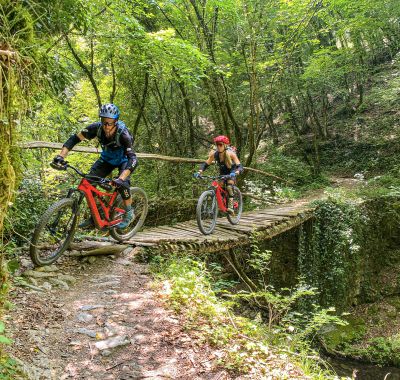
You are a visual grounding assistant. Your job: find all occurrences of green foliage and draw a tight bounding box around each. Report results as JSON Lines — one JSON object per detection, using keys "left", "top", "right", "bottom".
{"left": 232, "top": 236, "right": 346, "bottom": 345}
{"left": 355, "top": 337, "right": 400, "bottom": 367}
{"left": 321, "top": 316, "right": 366, "bottom": 350}
{"left": 298, "top": 200, "right": 364, "bottom": 309}
{"left": 4, "top": 176, "right": 52, "bottom": 245}
{"left": 151, "top": 253, "right": 339, "bottom": 379}
{"left": 144, "top": 28, "right": 209, "bottom": 84}
{"left": 0, "top": 355, "right": 24, "bottom": 380}
{"left": 0, "top": 323, "right": 12, "bottom": 346}
{"left": 258, "top": 150, "right": 316, "bottom": 186}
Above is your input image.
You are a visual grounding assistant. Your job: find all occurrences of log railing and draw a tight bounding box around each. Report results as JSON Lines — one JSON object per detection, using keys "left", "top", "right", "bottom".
{"left": 19, "top": 140, "right": 286, "bottom": 182}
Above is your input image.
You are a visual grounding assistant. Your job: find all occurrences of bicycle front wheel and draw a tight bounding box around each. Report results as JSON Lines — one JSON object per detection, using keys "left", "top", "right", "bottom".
{"left": 110, "top": 187, "right": 148, "bottom": 242}
{"left": 227, "top": 186, "right": 243, "bottom": 225}
{"left": 196, "top": 190, "right": 217, "bottom": 235}
{"left": 30, "top": 198, "right": 79, "bottom": 266}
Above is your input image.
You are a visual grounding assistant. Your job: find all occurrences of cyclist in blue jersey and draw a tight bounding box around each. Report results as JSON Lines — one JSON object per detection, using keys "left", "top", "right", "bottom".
{"left": 53, "top": 104, "right": 138, "bottom": 229}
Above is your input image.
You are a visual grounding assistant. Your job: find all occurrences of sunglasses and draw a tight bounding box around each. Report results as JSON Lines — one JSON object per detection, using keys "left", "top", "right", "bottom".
{"left": 102, "top": 121, "right": 116, "bottom": 127}
{"left": 216, "top": 143, "right": 224, "bottom": 147}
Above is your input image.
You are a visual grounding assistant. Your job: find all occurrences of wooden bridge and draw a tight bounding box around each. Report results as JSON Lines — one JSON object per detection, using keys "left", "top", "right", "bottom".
{"left": 123, "top": 198, "right": 316, "bottom": 254}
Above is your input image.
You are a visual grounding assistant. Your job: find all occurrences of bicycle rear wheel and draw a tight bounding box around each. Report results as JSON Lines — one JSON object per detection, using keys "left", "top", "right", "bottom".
{"left": 110, "top": 187, "right": 148, "bottom": 242}
{"left": 30, "top": 198, "right": 78, "bottom": 266}
{"left": 227, "top": 186, "right": 243, "bottom": 225}
{"left": 196, "top": 190, "right": 217, "bottom": 235}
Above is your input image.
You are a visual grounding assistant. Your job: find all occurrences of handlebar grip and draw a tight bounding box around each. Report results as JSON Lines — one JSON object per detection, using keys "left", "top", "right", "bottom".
{"left": 50, "top": 162, "right": 67, "bottom": 171}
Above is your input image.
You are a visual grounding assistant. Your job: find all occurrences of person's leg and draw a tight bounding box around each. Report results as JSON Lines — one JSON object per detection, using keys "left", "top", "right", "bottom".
{"left": 88, "top": 158, "right": 114, "bottom": 179}
{"left": 226, "top": 179, "right": 235, "bottom": 215}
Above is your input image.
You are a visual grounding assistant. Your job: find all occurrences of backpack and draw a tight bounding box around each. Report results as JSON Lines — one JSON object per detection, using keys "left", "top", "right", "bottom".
{"left": 97, "top": 121, "right": 130, "bottom": 149}
{"left": 228, "top": 145, "right": 239, "bottom": 158}
{"left": 214, "top": 145, "right": 240, "bottom": 164}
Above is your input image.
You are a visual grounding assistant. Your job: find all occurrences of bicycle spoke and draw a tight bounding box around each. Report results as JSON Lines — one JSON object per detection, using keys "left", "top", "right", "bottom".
{"left": 30, "top": 198, "right": 78, "bottom": 266}
{"left": 197, "top": 191, "right": 217, "bottom": 234}
{"left": 110, "top": 187, "right": 149, "bottom": 241}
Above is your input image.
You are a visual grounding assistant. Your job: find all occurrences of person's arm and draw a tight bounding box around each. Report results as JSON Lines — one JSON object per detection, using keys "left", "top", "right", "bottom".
{"left": 230, "top": 151, "right": 243, "bottom": 175}
{"left": 119, "top": 133, "right": 138, "bottom": 181}
{"left": 56, "top": 123, "right": 99, "bottom": 160}
{"left": 57, "top": 132, "right": 86, "bottom": 159}
{"left": 198, "top": 151, "right": 215, "bottom": 174}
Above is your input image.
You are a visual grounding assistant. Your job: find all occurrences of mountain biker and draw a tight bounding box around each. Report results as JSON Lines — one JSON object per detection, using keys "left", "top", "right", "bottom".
{"left": 194, "top": 135, "right": 243, "bottom": 214}
{"left": 52, "top": 103, "right": 138, "bottom": 229}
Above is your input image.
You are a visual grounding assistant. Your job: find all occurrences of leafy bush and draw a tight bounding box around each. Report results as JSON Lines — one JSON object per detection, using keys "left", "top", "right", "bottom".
{"left": 0, "top": 355, "right": 25, "bottom": 380}
{"left": 258, "top": 150, "right": 315, "bottom": 186}
{"left": 340, "top": 336, "right": 400, "bottom": 367}
{"left": 4, "top": 176, "right": 52, "bottom": 245}
{"left": 151, "top": 252, "right": 343, "bottom": 379}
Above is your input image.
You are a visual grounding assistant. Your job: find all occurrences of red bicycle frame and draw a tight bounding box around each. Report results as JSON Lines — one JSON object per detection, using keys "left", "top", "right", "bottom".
{"left": 211, "top": 180, "right": 229, "bottom": 212}
{"left": 77, "top": 178, "right": 125, "bottom": 229}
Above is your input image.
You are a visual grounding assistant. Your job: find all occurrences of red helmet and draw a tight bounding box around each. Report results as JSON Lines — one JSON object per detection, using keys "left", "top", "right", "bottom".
{"left": 213, "top": 135, "right": 230, "bottom": 144}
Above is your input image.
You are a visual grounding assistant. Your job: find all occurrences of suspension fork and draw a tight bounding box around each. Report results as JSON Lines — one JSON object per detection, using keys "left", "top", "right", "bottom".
{"left": 66, "top": 188, "right": 85, "bottom": 217}
{"left": 47, "top": 190, "right": 83, "bottom": 234}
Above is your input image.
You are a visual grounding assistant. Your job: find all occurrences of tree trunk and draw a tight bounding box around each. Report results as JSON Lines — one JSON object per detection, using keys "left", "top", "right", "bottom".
{"left": 131, "top": 72, "right": 149, "bottom": 139}
{"left": 65, "top": 34, "right": 102, "bottom": 108}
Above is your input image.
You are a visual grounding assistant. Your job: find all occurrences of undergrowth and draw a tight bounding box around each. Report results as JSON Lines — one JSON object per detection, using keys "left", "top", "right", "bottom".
{"left": 150, "top": 253, "right": 349, "bottom": 379}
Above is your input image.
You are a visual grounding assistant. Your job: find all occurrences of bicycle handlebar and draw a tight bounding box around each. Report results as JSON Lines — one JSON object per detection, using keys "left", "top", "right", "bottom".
{"left": 197, "top": 174, "right": 232, "bottom": 181}
{"left": 50, "top": 161, "right": 114, "bottom": 189}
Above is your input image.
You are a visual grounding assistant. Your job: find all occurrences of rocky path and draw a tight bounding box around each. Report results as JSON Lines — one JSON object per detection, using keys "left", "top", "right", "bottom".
{"left": 5, "top": 249, "right": 236, "bottom": 380}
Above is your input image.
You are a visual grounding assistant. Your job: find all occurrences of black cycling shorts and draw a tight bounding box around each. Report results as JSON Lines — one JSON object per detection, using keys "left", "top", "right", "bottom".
{"left": 89, "top": 158, "right": 131, "bottom": 185}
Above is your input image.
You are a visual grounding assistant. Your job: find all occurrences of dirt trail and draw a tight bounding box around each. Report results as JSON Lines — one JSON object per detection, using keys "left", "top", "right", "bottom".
{"left": 5, "top": 249, "right": 236, "bottom": 380}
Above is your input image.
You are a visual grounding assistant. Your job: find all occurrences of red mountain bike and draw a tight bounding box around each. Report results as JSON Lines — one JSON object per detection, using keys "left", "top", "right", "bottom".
{"left": 29, "top": 163, "right": 148, "bottom": 266}
{"left": 195, "top": 175, "right": 243, "bottom": 235}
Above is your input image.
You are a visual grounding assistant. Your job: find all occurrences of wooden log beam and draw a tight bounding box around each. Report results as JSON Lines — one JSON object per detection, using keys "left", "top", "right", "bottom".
{"left": 18, "top": 141, "right": 287, "bottom": 181}
{"left": 68, "top": 244, "right": 129, "bottom": 257}
{"left": 0, "top": 50, "right": 16, "bottom": 59}
{"left": 69, "top": 241, "right": 114, "bottom": 250}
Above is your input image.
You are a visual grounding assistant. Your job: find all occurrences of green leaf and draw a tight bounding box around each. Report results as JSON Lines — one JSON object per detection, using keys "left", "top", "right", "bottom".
{"left": 7, "top": 259, "right": 20, "bottom": 274}
{"left": 0, "top": 335, "right": 12, "bottom": 345}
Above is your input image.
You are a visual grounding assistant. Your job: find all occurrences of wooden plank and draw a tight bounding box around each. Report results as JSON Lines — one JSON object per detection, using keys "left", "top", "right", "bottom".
{"left": 133, "top": 236, "right": 201, "bottom": 244}
{"left": 217, "top": 222, "right": 256, "bottom": 234}
{"left": 140, "top": 228, "right": 184, "bottom": 236}
{"left": 212, "top": 227, "right": 243, "bottom": 240}
{"left": 239, "top": 216, "right": 284, "bottom": 225}
{"left": 160, "top": 225, "right": 203, "bottom": 237}
{"left": 212, "top": 226, "right": 247, "bottom": 238}
{"left": 132, "top": 232, "right": 173, "bottom": 239}
{"left": 240, "top": 218, "right": 273, "bottom": 226}
{"left": 239, "top": 215, "right": 284, "bottom": 222}
{"left": 149, "top": 227, "right": 191, "bottom": 237}
{"left": 257, "top": 210, "right": 309, "bottom": 217}
{"left": 254, "top": 221, "right": 276, "bottom": 230}
{"left": 126, "top": 241, "right": 156, "bottom": 246}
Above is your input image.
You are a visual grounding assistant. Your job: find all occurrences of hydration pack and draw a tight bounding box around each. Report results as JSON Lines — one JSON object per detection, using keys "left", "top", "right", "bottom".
{"left": 97, "top": 121, "right": 129, "bottom": 149}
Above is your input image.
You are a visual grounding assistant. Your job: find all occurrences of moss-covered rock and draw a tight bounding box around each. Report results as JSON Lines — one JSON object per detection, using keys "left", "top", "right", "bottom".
{"left": 321, "top": 316, "right": 367, "bottom": 350}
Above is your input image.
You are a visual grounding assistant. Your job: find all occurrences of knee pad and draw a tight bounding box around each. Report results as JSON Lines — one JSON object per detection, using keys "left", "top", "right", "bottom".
{"left": 118, "top": 184, "right": 131, "bottom": 200}
{"left": 227, "top": 184, "right": 234, "bottom": 197}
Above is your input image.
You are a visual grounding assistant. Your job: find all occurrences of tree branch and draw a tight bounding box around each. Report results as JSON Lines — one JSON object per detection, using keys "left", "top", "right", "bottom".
{"left": 64, "top": 34, "right": 102, "bottom": 108}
